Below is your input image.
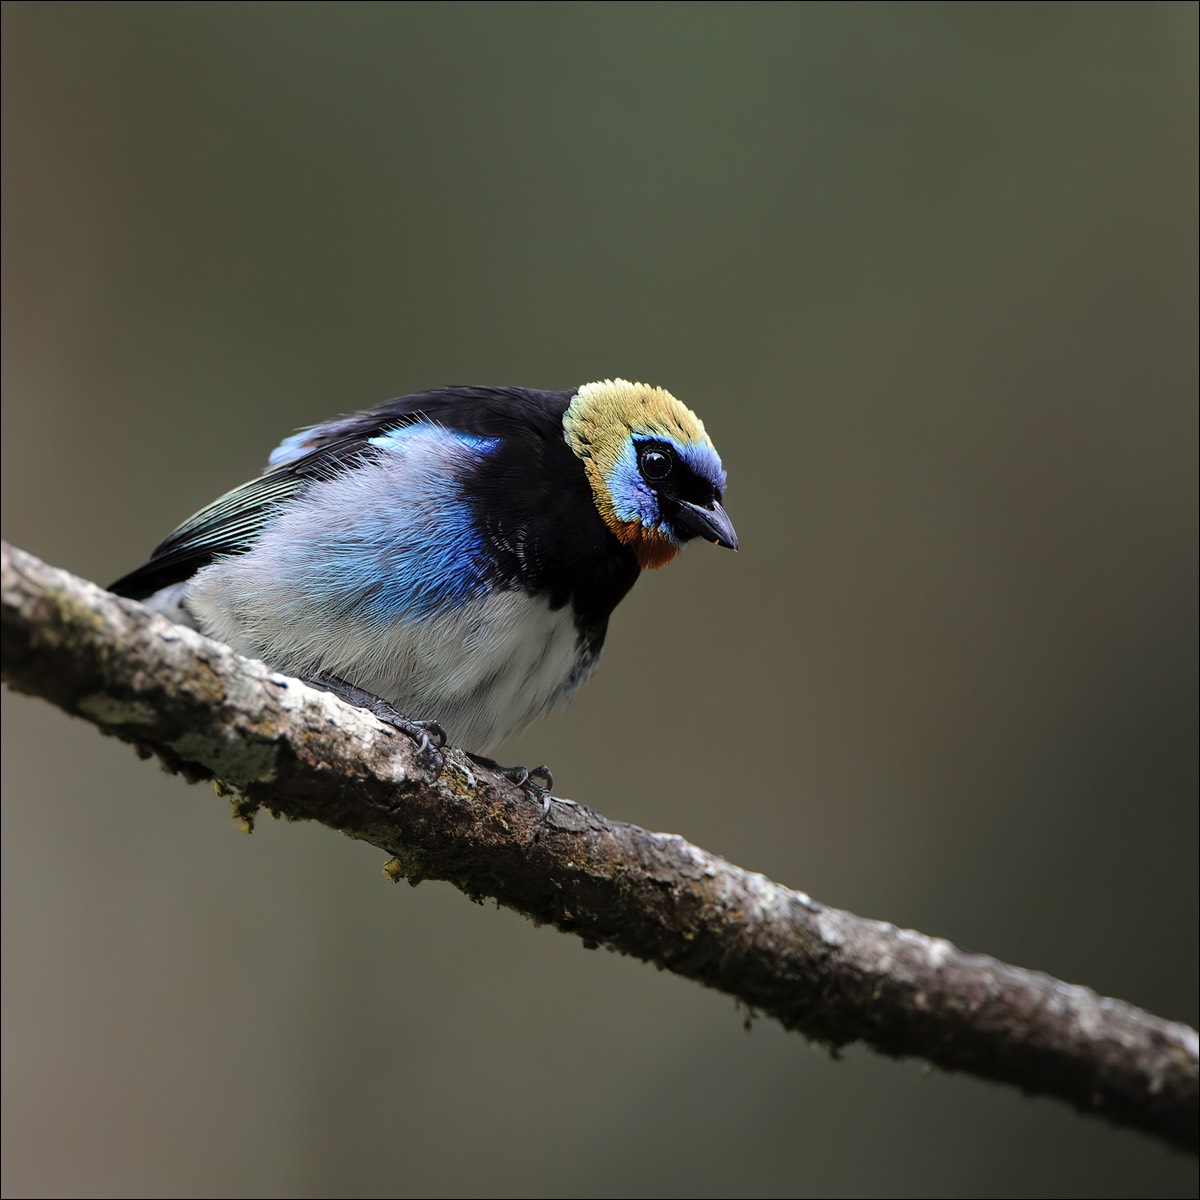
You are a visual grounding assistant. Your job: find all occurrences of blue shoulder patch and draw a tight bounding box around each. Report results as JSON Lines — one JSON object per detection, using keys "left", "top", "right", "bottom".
{"left": 268, "top": 428, "right": 320, "bottom": 471}
{"left": 270, "top": 422, "right": 503, "bottom": 622}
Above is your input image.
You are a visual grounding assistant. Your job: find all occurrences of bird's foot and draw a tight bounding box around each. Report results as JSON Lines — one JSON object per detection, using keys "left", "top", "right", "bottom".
{"left": 305, "top": 673, "right": 446, "bottom": 780}
{"left": 467, "top": 754, "right": 555, "bottom": 812}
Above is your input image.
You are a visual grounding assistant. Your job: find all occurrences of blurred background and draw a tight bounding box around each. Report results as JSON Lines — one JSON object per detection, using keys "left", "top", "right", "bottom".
{"left": 2, "top": 4, "right": 1196, "bottom": 1197}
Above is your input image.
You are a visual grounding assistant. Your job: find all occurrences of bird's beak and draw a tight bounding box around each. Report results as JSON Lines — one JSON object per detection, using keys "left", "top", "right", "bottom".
{"left": 673, "top": 499, "right": 739, "bottom": 551}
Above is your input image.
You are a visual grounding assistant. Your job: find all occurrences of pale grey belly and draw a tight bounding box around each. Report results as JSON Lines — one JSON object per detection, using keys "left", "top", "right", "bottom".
{"left": 150, "top": 572, "right": 594, "bottom": 753}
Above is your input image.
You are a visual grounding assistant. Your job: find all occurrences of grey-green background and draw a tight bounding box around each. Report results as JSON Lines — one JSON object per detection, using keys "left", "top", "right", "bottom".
{"left": 2, "top": 4, "right": 1196, "bottom": 1197}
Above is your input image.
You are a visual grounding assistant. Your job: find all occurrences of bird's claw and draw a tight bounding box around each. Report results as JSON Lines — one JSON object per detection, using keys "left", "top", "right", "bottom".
{"left": 381, "top": 716, "right": 445, "bottom": 781}
{"left": 500, "top": 763, "right": 552, "bottom": 789}
{"left": 350, "top": 704, "right": 446, "bottom": 779}
{"left": 407, "top": 718, "right": 447, "bottom": 753}
{"left": 467, "top": 755, "right": 555, "bottom": 812}
{"left": 304, "top": 672, "right": 446, "bottom": 781}
{"left": 524, "top": 764, "right": 555, "bottom": 793}
{"left": 423, "top": 720, "right": 448, "bottom": 750}
{"left": 501, "top": 764, "right": 555, "bottom": 814}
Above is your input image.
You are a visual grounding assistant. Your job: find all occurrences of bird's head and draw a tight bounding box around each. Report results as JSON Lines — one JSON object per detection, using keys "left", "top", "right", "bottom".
{"left": 563, "top": 379, "right": 737, "bottom": 569}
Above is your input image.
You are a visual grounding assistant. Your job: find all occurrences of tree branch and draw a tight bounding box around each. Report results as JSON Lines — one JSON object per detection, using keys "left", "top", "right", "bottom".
{"left": 2, "top": 538, "right": 1195, "bottom": 1154}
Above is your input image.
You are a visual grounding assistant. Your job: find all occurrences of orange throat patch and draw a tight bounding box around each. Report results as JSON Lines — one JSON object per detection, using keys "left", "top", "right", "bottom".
{"left": 609, "top": 519, "right": 681, "bottom": 570}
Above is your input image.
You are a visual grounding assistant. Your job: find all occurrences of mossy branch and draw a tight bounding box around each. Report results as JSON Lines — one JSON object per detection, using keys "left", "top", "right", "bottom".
{"left": 2, "top": 538, "right": 1196, "bottom": 1154}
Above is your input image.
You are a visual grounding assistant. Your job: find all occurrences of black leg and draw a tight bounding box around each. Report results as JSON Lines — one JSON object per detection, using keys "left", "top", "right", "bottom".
{"left": 305, "top": 672, "right": 446, "bottom": 779}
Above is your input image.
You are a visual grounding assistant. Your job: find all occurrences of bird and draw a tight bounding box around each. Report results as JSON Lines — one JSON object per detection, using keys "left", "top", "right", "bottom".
{"left": 109, "top": 379, "right": 737, "bottom": 790}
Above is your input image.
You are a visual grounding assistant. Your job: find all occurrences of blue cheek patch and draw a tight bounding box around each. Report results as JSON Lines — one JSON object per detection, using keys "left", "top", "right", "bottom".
{"left": 605, "top": 439, "right": 659, "bottom": 528}
{"left": 605, "top": 436, "right": 727, "bottom": 538}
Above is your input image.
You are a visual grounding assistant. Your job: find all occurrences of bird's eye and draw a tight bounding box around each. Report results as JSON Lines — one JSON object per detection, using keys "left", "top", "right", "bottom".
{"left": 638, "top": 445, "right": 674, "bottom": 482}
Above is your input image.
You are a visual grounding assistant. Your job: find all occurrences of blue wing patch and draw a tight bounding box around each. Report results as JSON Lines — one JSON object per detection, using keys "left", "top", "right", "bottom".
{"left": 207, "top": 422, "right": 504, "bottom": 623}
{"left": 111, "top": 410, "right": 504, "bottom": 606}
